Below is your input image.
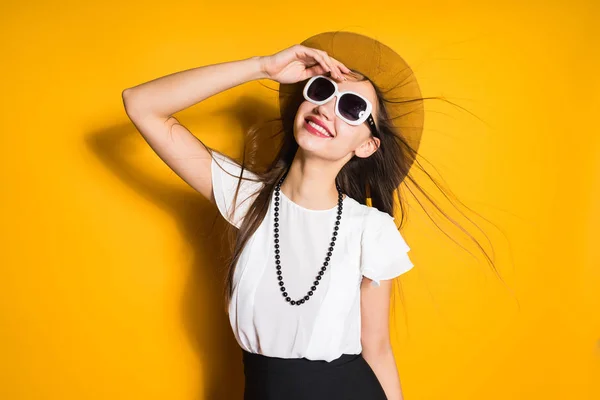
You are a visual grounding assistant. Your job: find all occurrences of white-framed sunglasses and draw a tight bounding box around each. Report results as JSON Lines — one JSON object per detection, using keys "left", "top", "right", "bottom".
{"left": 302, "top": 75, "right": 378, "bottom": 135}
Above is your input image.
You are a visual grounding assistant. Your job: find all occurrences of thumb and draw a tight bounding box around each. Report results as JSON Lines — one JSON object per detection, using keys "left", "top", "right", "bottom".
{"left": 303, "top": 63, "right": 329, "bottom": 79}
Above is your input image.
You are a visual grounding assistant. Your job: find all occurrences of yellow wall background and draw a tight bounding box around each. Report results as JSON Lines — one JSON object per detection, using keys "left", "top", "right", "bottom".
{"left": 1, "top": 1, "right": 598, "bottom": 399}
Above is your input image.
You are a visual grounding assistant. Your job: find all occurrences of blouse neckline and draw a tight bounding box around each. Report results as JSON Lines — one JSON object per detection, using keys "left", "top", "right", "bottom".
{"left": 279, "top": 190, "right": 348, "bottom": 213}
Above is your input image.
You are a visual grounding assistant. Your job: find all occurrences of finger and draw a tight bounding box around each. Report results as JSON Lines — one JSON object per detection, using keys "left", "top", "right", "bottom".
{"left": 332, "top": 60, "right": 349, "bottom": 81}
{"left": 331, "top": 59, "right": 346, "bottom": 81}
{"left": 331, "top": 57, "right": 345, "bottom": 81}
{"left": 303, "top": 46, "right": 342, "bottom": 79}
{"left": 333, "top": 58, "right": 351, "bottom": 73}
{"left": 306, "top": 49, "right": 332, "bottom": 76}
{"left": 324, "top": 53, "right": 341, "bottom": 80}
{"left": 315, "top": 50, "right": 337, "bottom": 79}
{"left": 304, "top": 63, "right": 329, "bottom": 79}
{"left": 328, "top": 57, "right": 350, "bottom": 80}
{"left": 321, "top": 52, "right": 345, "bottom": 80}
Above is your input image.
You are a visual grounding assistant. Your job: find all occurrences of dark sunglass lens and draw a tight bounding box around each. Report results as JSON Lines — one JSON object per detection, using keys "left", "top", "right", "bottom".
{"left": 339, "top": 94, "right": 368, "bottom": 121}
{"left": 307, "top": 77, "right": 335, "bottom": 102}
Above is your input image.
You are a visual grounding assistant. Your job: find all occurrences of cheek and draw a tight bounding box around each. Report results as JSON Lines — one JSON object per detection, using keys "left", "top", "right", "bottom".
{"left": 293, "top": 103, "right": 311, "bottom": 125}
{"left": 334, "top": 121, "right": 368, "bottom": 145}
{"left": 334, "top": 121, "right": 352, "bottom": 139}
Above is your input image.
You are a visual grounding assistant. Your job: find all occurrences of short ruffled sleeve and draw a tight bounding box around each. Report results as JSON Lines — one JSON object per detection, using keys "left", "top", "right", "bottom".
{"left": 360, "top": 209, "right": 415, "bottom": 287}
{"left": 210, "top": 150, "right": 264, "bottom": 229}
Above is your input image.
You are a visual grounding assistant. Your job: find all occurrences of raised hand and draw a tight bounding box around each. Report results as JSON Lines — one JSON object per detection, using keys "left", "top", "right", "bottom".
{"left": 259, "top": 44, "right": 351, "bottom": 84}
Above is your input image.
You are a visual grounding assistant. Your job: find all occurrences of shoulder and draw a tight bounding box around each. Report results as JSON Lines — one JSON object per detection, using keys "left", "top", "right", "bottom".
{"left": 210, "top": 149, "right": 262, "bottom": 190}
{"left": 211, "top": 150, "right": 258, "bottom": 179}
{"left": 340, "top": 197, "right": 396, "bottom": 237}
{"left": 356, "top": 202, "right": 396, "bottom": 233}
{"left": 210, "top": 149, "right": 264, "bottom": 229}
{"left": 361, "top": 207, "right": 404, "bottom": 256}
{"left": 357, "top": 204, "right": 413, "bottom": 285}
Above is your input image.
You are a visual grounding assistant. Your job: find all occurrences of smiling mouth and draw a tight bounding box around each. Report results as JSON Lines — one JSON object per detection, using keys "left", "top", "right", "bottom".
{"left": 304, "top": 119, "right": 333, "bottom": 138}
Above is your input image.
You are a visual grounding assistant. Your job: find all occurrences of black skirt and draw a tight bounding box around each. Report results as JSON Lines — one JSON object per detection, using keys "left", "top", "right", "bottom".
{"left": 242, "top": 349, "right": 388, "bottom": 400}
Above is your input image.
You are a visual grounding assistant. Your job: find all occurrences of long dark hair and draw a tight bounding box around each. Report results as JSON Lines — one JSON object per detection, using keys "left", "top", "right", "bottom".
{"left": 207, "top": 69, "right": 506, "bottom": 329}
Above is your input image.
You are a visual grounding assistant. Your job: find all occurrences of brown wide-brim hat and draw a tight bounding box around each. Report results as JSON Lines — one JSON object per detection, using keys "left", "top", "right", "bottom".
{"left": 279, "top": 31, "right": 424, "bottom": 157}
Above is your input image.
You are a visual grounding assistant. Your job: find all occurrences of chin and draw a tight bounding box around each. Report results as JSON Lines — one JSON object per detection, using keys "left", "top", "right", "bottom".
{"left": 297, "top": 137, "right": 340, "bottom": 162}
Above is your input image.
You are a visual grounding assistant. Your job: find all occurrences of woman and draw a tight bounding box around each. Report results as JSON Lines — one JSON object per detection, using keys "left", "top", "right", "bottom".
{"left": 122, "top": 31, "right": 437, "bottom": 399}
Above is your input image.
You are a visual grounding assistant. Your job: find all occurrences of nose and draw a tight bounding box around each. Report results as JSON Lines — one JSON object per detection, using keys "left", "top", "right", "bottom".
{"left": 314, "top": 96, "right": 337, "bottom": 121}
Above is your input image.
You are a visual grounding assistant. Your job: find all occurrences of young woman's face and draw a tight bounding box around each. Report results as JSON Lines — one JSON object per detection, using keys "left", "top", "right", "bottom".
{"left": 293, "top": 75, "right": 381, "bottom": 161}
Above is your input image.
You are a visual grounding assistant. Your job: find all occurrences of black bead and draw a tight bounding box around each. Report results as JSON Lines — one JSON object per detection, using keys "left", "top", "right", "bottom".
{"left": 316, "top": 276, "right": 322, "bottom": 280}
{"left": 277, "top": 276, "right": 283, "bottom": 281}
{"left": 276, "top": 270, "right": 282, "bottom": 275}
{"left": 286, "top": 297, "right": 291, "bottom": 302}
{"left": 304, "top": 295, "right": 310, "bottom": 301}
{"left": 311, "top": 286, "right": 316, "bottom": 291}
{"left": 291, "top": 300, "right": 296, "bottom": 305}
{"left": 318, "top": 271, "right": 324, "bottom": 276}
{"left": 321, "top": 266, "right": 326, "bottom": 271}
{"left": 278, "top": 281, "right": 284, "bottom": 286}
{"left": 308, "top": 291, "right": 313, "bottom": 296}
{"left": 283, "top": 292, "right": 288, "bottom": 296}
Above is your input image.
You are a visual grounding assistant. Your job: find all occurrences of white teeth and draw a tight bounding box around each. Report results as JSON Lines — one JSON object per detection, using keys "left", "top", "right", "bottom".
{"left": 307, "top": 120, "right": 332, "bottom": 137}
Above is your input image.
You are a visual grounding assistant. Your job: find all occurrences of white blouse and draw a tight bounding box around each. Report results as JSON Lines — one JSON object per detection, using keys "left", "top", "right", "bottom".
{"left": 210, "top": 150, "right": 414, "bottom": 362}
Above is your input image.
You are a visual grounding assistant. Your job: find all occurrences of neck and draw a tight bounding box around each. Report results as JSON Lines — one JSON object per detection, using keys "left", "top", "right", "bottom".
{"left": 279, "top": 151, "right": 346, "bottom": 211}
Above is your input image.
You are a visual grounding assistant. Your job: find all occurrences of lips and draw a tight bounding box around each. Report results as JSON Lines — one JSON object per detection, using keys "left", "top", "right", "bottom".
{"left": 305, "top": 116, "right": 334, "bottom": 137}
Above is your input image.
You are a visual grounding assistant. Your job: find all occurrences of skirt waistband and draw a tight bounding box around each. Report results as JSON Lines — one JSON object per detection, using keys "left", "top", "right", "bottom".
{"left": 242, "top": 349, "right": 362, "bottom": 374}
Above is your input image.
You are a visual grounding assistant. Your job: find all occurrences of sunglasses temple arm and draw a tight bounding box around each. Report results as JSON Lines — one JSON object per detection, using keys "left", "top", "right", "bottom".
{"left": 366, "top": 114, "right": 379, "bottom": 136}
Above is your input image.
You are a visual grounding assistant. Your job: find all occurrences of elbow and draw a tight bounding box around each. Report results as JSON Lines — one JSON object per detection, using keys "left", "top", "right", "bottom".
{"left": 122, "top": 88, "right": 134, "bottom": 110}
{"left": 122, "top": 88, "right": 142, "bottom": 119}
{"left": 361, "top": 338, "right": 393, "bottom": 358}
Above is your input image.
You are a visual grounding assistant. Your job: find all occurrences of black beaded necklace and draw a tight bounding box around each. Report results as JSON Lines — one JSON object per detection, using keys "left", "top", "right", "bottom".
{"left": 272, "top": 174, "right": 344, "bottom": 306}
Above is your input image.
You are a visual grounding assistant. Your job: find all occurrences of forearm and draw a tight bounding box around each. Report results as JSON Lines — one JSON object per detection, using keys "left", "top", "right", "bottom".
{"left": 122, "top": 56, "right": 267, "bottom": 118}
{"left": 363, "top": 346, "right": 405, "bottom": 400}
